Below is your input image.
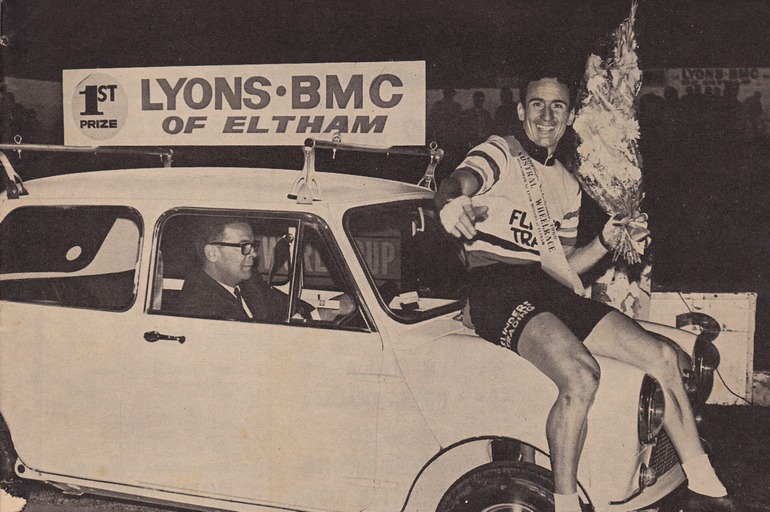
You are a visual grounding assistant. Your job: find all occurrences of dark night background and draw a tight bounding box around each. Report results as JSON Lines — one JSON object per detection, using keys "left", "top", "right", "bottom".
{"left": 3, "top": 1, "right": 770, "bottom": 83}
{"left": 0, "top": 0, "right": 768, "bottom": 370}
{"left": 2, "top": 2, "right": 770, "bottom": 510}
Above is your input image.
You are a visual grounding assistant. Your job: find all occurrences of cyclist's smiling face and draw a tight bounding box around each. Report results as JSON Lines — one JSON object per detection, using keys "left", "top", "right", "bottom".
{"left": 517, "top": 78, "right": 575, "bottom": 155}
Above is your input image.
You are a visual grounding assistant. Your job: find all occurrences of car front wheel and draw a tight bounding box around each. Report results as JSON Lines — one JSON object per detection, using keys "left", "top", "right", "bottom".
{"left": 436, "top": 461, "right": 555, "bottom": 512}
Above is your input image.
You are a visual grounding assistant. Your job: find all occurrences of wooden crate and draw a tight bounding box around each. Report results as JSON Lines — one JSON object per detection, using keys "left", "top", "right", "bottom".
{"left": 649, "top": 292, "right": 757, "bottom": 405}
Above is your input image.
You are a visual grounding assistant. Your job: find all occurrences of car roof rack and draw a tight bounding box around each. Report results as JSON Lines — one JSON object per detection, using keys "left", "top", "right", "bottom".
{"left": 289, "top": 135, "right": 443, "bottom": 204}
{"left": 0, "top": 142, "right": 173, "bottom": 199}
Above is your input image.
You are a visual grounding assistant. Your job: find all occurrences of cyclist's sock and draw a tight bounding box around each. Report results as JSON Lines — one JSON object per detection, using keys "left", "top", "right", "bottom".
{"left": 554, "top": 491, "right": 581, "bottom": 512}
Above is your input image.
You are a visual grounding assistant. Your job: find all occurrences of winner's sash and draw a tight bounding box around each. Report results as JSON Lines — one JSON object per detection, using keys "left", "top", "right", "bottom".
{"left": 505, "top": 136, "right": 585, "bottom": 296}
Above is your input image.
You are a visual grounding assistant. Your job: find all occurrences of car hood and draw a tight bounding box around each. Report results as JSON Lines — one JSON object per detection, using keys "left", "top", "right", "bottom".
{"left": 391, "top": 324, "right": 556, "bottom": 450}
{"left": 389, "top": 317, "right": 654, "bottom": 505}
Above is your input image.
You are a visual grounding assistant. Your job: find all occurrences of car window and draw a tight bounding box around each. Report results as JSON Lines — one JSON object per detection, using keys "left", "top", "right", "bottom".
{"left": 345, "top": 200, "right": 467, "bottom": 323}
{"left": 151, "top": 211, "right": 367, "bottom": 330}
{"left": 0, "top": 205, "right": 142, "bottom": 311}
{"left": 294, "top": 220, "right": 368, "bottom": 329}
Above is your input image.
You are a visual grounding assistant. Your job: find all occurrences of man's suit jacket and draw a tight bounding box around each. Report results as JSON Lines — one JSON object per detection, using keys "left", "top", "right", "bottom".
{"left": 175, "top": 269, "right": 293, "bottom": 323}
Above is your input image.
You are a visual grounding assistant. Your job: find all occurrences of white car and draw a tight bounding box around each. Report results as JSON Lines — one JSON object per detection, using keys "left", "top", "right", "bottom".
{"left": 0, "top": 143, "right": 712, "bottom": 512}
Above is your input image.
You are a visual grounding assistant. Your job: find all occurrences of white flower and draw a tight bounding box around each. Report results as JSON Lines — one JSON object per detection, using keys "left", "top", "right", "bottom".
{"left": 573, "top": 1, "right": 645, "bottom": 264}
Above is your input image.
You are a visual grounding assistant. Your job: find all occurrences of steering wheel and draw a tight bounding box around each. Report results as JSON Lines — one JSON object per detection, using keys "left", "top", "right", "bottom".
{"left": 334, "top": 309, "right": 359, "bottom": 327}
{"left": 332, "top": 293, "right": 359, "bottom": 326}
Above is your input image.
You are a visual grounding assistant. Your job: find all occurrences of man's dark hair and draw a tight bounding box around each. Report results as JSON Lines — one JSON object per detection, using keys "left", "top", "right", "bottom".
{"left": 194, "top": 216, "right": 249, "bottom": 263}
{"left": 517, "top": 61, "right": 582, "bottom": 108}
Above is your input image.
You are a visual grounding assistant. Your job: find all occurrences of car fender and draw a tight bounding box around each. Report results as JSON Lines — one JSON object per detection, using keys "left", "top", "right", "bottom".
{"left": 639, "top": 320, "right": 697, "bottom": 354}
{"left": 393, "top": 331, "right": 653, "bottom": 510}
{"left": 394, "top": 332, "right": 555, "bottom": 450}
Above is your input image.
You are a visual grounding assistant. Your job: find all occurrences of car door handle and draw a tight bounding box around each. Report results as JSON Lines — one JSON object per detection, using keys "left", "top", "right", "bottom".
{"left": 144, "top": 331, "right": 186, "bottom": 344}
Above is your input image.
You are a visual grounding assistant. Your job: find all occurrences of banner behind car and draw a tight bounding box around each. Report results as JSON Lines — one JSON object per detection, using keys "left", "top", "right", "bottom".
{"left": 63, "top": 61, "right": 425, "bottom": 147}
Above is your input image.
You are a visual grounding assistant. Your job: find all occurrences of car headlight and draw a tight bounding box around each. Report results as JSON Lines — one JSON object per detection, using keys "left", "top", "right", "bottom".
{"left": 638, "top": 375, "right": 665, "bottom": 445}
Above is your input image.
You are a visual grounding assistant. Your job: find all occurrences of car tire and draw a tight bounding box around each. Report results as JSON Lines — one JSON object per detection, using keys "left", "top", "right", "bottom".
{"left": 436, "top": 460, "right": 555, "bottom": 512}
{"left": 0, "top": 415, "right": 29, "bottom": 499}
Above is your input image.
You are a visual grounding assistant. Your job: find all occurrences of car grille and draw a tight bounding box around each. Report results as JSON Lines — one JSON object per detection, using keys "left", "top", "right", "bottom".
{"left": 650, "top": 430, "right": 680, "bottom": 475}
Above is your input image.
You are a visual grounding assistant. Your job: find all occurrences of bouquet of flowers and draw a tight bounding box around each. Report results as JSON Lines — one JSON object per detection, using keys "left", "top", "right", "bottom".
{"left": 573, "top": 1, "right": 650, "bottom": 264}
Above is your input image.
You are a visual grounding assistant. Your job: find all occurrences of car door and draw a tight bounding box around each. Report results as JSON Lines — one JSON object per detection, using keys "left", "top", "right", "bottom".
{"left": 0, "top": 205, "right": 144, "bottom": 480}
{"left": 115, "top": 210, "right": 382, "bottom": 512}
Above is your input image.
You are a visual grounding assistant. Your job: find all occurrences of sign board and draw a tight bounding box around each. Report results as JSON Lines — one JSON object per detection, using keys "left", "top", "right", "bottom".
{"left": 62, "top": 61, "right": 425, "bottom": 147}
{"left": 667, "top": 67, "right": 769, "bottom": 90}
{"left": 649, "top": 292, "right": 756, "bottom": 405}
{"left": 663, "top": 67, "right": 770, "bottom": 114}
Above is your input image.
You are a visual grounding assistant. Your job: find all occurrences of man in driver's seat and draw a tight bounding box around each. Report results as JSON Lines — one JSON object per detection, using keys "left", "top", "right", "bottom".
{"left": 176, "top": 217, "right": 313, "bottom": 322}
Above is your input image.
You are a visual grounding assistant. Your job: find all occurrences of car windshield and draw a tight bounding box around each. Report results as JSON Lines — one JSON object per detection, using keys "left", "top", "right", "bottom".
{"left": 345, "top": 200, "right": 467, "bottom": 322}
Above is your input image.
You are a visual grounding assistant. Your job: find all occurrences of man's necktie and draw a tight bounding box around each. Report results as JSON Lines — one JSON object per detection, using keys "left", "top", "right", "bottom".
{"left": 234, "top": 286, "right": 253, "bottom": 319}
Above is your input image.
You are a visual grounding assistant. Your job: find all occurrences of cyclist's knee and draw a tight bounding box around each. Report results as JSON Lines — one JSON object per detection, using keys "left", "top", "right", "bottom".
{"left": 559, "top": 358, "right": 601, "bottom": 406}
{"left": 650, "top": 341, "right": 684, "bottom": 383}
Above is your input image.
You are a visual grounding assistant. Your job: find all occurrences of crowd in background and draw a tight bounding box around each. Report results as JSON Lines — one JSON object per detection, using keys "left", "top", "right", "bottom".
{"left": 0, "top": 89, "right": 46, "bottom": 144}
{"left": 639, "top": 84, "right": 766, "bottom": 147}
{"left": 427, "top": 87, "right": 521, "bottom": 173}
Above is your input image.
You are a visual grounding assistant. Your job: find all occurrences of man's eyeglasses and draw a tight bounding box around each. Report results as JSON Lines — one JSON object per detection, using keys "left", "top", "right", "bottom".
{"left": 209, "top": 241, "right": 260, "bottom": 255}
